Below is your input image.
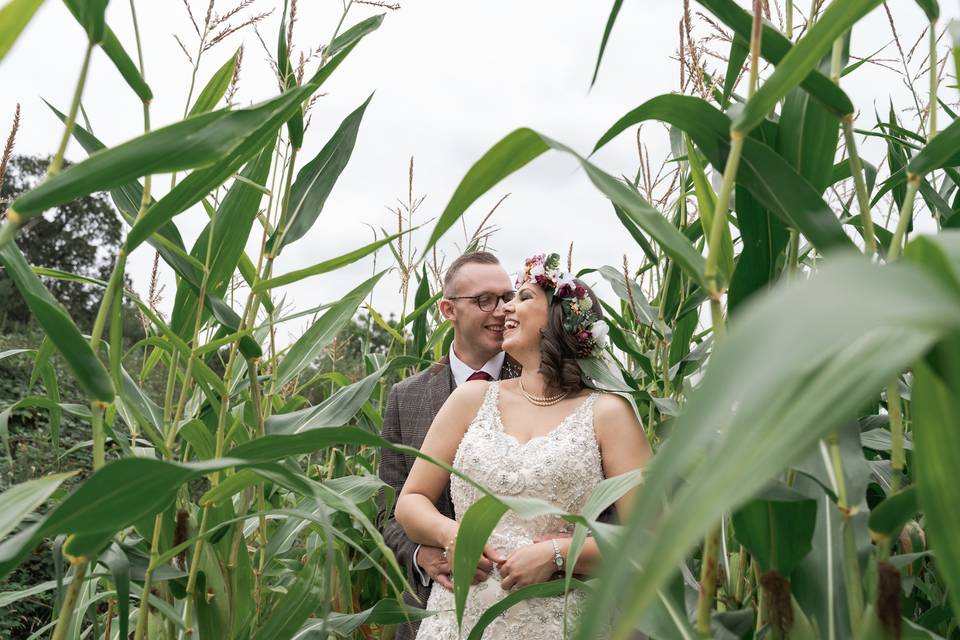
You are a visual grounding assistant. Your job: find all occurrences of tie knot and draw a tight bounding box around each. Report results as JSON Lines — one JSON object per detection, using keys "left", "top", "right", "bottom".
{"left": 467, "top": 371, "right": 493, "bottom": 382}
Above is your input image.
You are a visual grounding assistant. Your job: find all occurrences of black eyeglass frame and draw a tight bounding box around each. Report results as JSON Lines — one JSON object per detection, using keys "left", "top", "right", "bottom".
{"left": 445, "top": 291, "right": 516, "bottom": 312}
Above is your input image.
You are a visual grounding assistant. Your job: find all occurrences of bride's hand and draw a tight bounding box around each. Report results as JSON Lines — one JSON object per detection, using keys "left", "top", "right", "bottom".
{"left": 498, "top": 542, "right": 557, "bottom": 591}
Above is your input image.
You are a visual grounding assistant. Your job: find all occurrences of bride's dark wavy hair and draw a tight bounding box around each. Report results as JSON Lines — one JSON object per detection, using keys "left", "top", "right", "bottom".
{"left": 538, "top": 278, "right": 603, "bottom": 396}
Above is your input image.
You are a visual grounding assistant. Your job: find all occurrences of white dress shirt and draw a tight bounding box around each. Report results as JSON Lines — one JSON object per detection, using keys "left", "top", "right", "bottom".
{"left": 413, "top": 348, "right": 506, "bottom": 587}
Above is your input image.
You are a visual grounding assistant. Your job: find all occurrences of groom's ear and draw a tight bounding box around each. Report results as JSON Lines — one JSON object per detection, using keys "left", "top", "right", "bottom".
{"left": 438, "top": 298, "right": 456, "bottom": 321}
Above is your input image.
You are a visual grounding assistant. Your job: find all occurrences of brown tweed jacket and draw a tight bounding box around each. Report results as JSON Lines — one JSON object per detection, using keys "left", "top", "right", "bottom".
{"left": 377, "top": 354, "right": 521, "bottom": 640}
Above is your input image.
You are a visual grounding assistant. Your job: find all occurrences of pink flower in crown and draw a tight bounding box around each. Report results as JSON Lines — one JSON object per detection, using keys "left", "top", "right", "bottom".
{"left": 555, "top": 272, "right": 577, "bottom": 298}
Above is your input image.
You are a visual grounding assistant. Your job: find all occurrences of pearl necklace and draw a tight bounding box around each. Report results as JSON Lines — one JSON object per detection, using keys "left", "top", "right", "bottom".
{"left": 518, "top": 378, "right": 568, "bottom": 406}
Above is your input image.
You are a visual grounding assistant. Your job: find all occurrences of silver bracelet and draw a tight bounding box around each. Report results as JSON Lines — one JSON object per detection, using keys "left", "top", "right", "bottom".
{"left": 550, "top": 539, "right": 564, "bottom": 571}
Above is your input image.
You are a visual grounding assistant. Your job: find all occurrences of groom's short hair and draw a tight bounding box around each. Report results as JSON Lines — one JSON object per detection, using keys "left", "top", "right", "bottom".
{"left": 443, "top": 251, "right": 501, "bottom": 296}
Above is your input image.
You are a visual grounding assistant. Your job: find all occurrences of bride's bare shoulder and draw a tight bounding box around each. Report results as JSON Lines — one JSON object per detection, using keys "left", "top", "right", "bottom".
{"left": 443, "top": 380, "right": 492, "bottom": 415}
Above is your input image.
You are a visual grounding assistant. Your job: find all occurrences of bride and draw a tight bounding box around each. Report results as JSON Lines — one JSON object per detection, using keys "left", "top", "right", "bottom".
{"left": 395, "top": 252, "right": 651, "bottom": 638}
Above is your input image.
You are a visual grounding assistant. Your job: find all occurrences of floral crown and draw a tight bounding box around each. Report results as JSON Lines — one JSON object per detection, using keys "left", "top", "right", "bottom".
{"left": 517, "top": 253, "right": 609, "bottom": 358}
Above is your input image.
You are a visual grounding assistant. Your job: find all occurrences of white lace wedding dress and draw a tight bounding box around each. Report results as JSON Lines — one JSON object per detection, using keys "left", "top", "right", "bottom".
{"left": 415, "top": 381, "right": 605, "bottom": 639}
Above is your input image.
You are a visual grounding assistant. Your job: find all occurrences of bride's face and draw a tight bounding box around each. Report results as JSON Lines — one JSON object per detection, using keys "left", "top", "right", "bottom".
{"left": 501, "top": 282, "right": 549, "bottom": 355}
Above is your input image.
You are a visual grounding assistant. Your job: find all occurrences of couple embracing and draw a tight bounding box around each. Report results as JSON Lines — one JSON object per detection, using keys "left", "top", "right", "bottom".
{"left": 378, "top": 250, "right": 651, "bottom": 639}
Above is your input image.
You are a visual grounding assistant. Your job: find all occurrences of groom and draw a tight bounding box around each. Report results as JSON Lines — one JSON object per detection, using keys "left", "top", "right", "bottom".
{"left": 378, "top": 251, "right": 520, "bottom": 639}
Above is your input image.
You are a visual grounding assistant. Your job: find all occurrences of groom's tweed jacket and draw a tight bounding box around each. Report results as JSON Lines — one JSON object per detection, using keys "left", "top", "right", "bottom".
{"left": 377, "top": 354, "right": 521, "bottom": 640}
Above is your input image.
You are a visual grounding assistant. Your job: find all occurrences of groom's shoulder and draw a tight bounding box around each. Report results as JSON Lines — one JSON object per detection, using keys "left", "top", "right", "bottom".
{"left": 390, "top": 356, "right": 450, "bottom": 397}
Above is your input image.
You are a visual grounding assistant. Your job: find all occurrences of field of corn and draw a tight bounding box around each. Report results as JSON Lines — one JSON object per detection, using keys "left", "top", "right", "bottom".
{"left": 2, "top": 0, "right": 960, "bottom": 638}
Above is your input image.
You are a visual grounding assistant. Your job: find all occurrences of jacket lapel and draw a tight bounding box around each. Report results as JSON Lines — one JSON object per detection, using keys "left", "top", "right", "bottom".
{"left": 426, "top": 356, "right": 453, "bottom": 418}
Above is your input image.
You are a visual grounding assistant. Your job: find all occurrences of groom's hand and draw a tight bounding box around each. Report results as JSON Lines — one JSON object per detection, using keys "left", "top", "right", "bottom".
{"left": 416, "top": 546, "right": 453, "bottom": 591}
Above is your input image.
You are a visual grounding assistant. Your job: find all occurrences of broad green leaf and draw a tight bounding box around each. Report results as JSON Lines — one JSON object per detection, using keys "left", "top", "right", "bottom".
{"left": 412, "top": 267, "right": 431, "bottom": 357}
{"left": 277, "top": 0, "right": 303, "bottom": 149}
{"left": 269, "top": 95, "right": 372, "bottom": 252}
{"left": 731, "top": 482, "right": 817, "bottom": 576}
{"left": 0, "top": 242, "right": 114, "bottom": 402}
{"left": 722, "top": 35, "right": 748, "bottom": 108}
{"left": 0, "top": 0, "right": 43, "bottom": 62}
{"left": 169, "top": 141, "right": 274, "bottom": 339}
{"left": 62, "top": 0, "right": 108, "bottom": 43}
{"left": 275, "top": 271, "right": 386, "bottom": 388}
{"left": 914, "top": 0, "right": 939, "bottom": 21}
{"left": 697, "top": 0, "right": 854, "bottom": 117}
{"left": 266, "top": 357, "right": 419, "bottom": 434}
{"left": 732, "top": 0, "right": 882, "bottom": 134}
{"left": 253, "top": 229, "right": 406, "bottom": 293}
{"left": 908, "top": 117, "right": 960, "bottom": 176}
{"left": 575, "top": 254, "right": 960, "bottom": 640}
{"left": 327, "top": 13, "right": 385, "bottom": 58}
{"left": 777, "top": 84, "right": 840, "bottom": 195}
{"left": 595, "top": 95, "right": 854, "bottom": 253}
{"left": 590, "top": 0, "right": 623, "bottom": 88}
{"left": 0, "top": 471, "right": 76, "bottom": 541}
{"left": 728, "top": 185, "right": 789, "bottom": 312}
{"left": 188, "top": 48, "right": 239, "bottom": 116}
{"left": 252, "top": 557, "right": 323, "bottom": 640}
{"left": 298, "top": 598, "right": 434, "bottom": 637}
{"left": 466, "top": 579, "right": 592, "bottom": 640}
{"left": 426, "top": 128, "right": 707, "bottom": 287}
{"left": 199, "top": 469, "right": 260, "bottom": 506}
{"left": 122, "top": 39, "right": 371, "bottom": 251}
{"left": 98, "top": 543, "right": 130, "bottom": 640}
{"left": 868, "top": 485, "right": 919, "bottom": 538}
{"left": 100, "top": 27, "right": 152, "bottom": 101}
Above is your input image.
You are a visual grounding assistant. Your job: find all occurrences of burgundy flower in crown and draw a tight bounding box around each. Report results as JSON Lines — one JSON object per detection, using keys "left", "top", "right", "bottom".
{"left": 517, "top": 252, "right": 609, "bottom": 358}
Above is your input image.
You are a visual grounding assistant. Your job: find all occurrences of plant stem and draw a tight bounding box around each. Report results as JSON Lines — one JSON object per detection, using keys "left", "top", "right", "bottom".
{"left": 842, "top": 118, "right": 877, "bottom": 255}
{"left": 786, "top": 0, "right": 794, "bottom": 39}
{"left": 696, "top": 526, "right": 721, "bottom": 635}
{"left": 887, "top": 176, "right": 920, "bottom": 260}
{"left": 49, "top": 41, "right": 95, "bottom": 178}
{"left": 51, "top": 560, "right": 88, "bottom": 640}
{"left": 887, "top": 379, "right": 906, "bottom": 491}
{"left": 704, "top": 132, "right": 744, "bottom": 319}
{"left": 828, "top": 432, "right": 865, "bottom": 634}
{"left": 929, "top": 19, "right": 938, "bottom": 139}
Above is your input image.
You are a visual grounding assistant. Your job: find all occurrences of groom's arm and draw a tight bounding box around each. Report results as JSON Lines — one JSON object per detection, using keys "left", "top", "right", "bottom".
{"left": 377, "top": 385, "right": 428, "bottom": 591}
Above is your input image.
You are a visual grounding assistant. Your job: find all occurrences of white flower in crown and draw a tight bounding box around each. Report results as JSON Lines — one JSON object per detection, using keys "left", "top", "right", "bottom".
{"left": 555, "top": 272, "right": 577, "bottom": 292}
{"left": 529, "top": 263, "right": 546, "bottom": 278}
{"left": 590, "top": 320, "right": 609, "bottom": 342}
{"left": 546, "top": 268, "right": 562, "bottom": 285}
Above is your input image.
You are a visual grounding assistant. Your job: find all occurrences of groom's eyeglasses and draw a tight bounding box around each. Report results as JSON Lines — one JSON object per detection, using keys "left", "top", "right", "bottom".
{"left": 446, "top": 291, "right": 516, "bottom": 312}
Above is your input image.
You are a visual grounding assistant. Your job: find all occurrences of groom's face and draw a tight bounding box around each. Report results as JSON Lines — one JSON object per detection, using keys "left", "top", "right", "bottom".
{"left": 441, "top": 263, "right": 514, "bottom": 359}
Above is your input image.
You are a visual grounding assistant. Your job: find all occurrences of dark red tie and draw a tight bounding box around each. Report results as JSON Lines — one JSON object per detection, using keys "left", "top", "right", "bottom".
{"left": 467, "top": 371, "right": 493, "bottom": 382}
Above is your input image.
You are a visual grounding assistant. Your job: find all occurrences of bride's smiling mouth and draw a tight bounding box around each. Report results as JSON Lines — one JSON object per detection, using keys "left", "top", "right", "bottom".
{"left": 503, "top": 319, "right": 519, "bottom": 334}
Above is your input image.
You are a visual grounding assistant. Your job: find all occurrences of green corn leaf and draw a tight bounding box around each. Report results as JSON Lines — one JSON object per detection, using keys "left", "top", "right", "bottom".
{"left": 466, "top": 579, "right": 592, "bottom": 640}
{"left": 327, "top": 13, "right": 385, "bottom": 57}
{"left": 914, "top": 0, "right": 939, "bottom": 21}
{"left": 595, "top": 95, "right": 854, "bottom": 253}
{"left": 697, "top": 0, "right": 854, "bottom": 118}
{"left": 425, "top": 128, "right": 706, "bottom": 288}
{"left": 97, "top": 543, "right": 130, "bottom": 640}
{"left": 412, "top": 267, "right": 431, "bottom": 357}
{"left": 686, "top": 136, "right": 734, "bottom": 283}
{"left": 277, "top": 0, "right": 303, "bottom": 149}
{"left": 908, "top": 117, "right": 960, "bottom": 176}
{"left": 590, "top": 0, "right": 623, "bottom": 88}
{"left": 731, "top": 482, "right": 817, "bottom": 577}
{"left": 722, "top": 35, "right": 748, "bottom": 108}
{"left": 732, "top": 0, "right": 882, "bottom": 134}
{"left": 574, "top": 251, "right": 960, "bottom": 640}
{"left": 100, "top": 26, "right": 152, "bottom": 101}
{"left": 0, "top": 0, "right": 44, "bottom": 63}
{"left": 0, "top": 471, "right": 76, "bottom": 541}
{"left": 868, "top": 485, "right": 919, "bottom": 538}
{"left": 251, "top": 555, "right": 324, "bottom": 640}
{"left": 0, "top": 242, "right": 114, "bottom": 402}
{"left": 188, "top": 48, "right": 239, "bottom": 116}
{"left": 269, "top": 94, "right": 373, "bottom": 253}
{"left": 300, "top": 598, "right": 435, "bottom": 637}
{"left": 253, "top": 228, "right": 407, "bottom": 293}
{"left": 275, "top": 271, "right": 385, "bottom": 388}
{"left": 61, "top": 0, "right": 108, "bottom": 43}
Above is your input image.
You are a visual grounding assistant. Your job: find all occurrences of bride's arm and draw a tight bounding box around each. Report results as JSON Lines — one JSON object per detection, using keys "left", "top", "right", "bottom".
{"left": 395, "top": 381, "right": 489, "bottom": 548}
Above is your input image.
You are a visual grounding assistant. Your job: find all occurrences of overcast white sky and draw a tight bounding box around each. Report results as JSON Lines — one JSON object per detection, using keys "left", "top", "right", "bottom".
{"left": 3, "top": 1, "right": 957, "bottom": 346}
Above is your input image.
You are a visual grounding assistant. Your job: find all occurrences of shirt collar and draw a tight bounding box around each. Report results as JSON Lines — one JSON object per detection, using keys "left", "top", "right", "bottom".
{"left": 448, "top": 347, "right": 506, "bottom": 388}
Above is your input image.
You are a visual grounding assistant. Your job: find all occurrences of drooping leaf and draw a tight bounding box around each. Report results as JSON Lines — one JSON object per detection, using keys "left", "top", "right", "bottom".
{"left": 0, "top": 0, "right": 44, "bottom": 63}
{"left": 731, "top": 482, "right": 817, "bottom": 577}
{"left": 590, "top": 0, "right": 623, "bottom": 88}
{"left": 0, "top": 242, "right": 114, "bottom": 402}
{"left": 869, "top": 485, "right": 919, "bottom": 538}
{"left": 595, "top": 95, "right": 853, "bottom": 253}
{"left": 0, "top": 471, "right": 76, "bottom": 541}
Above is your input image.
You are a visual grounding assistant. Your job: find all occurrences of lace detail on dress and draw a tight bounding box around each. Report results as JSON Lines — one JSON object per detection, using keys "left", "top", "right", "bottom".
{"left": 416, "top": 382, "right": 605, "bottom": 639}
